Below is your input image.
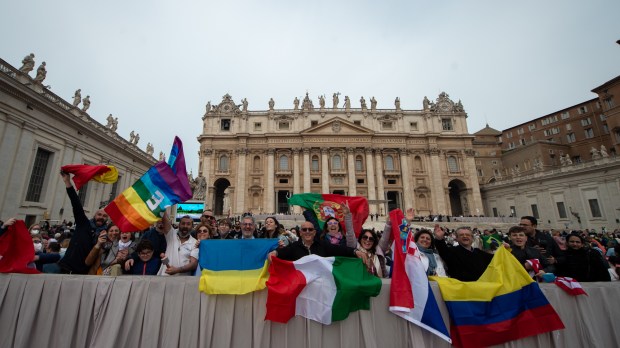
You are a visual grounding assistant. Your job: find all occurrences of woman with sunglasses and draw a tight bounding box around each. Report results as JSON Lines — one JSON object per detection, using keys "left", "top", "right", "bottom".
{"left": 192, "top": 223, "right": 212, "bottom": 276}
{"left": 356, "top": 229, "right": 388, "bottom": 278}
{"left": 320, "top": 202, "right": 357, "bottom": 248}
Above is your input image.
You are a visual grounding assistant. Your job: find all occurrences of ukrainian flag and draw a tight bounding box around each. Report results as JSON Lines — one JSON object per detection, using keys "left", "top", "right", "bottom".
{"left": 198, "top": 239, "right": 279, "bottom": 295}
{"left": 431, "top": 247, "right": 564, "bottom": 348}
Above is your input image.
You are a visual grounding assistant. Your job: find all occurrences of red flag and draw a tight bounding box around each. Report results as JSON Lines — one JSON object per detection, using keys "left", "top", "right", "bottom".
{"left": 554, "top": 276, "right": 587, "bottom": 296}
{"left": 288, "top": 193, "right": 369, "bottom": 236}
{"left": 388, "top": 209, "right": 414, "bottom": 310}
{"left": 0, "top": 220, "right": 40, "bottom": 274}
{"left": 61, "top": 164, "right": 116, "bottom": 190}
{"left": 526, "top": 258, "right": 541, "bottom": 273}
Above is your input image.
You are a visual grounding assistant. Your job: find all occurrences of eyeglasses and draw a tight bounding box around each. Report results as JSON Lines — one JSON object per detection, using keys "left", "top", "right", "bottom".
{"left": 242, "top": 223, "right": 254, "bottom": 226}
{"left": 361, "top": 235, "right": 375, "bottom": 242}
{"left": 300, "top": 228, "right": 315, "bottom": 232}
{"left": 326, "top": 221, "right": 339, "bottom": 225}
{"left": 197, "top": 229, "right": 210, "bottom": 234}
{"left": 202, "top": 215, "right": 215, "bottom": 220}
{"left": 139, "top": 250, "right": 153, "bottom": 256}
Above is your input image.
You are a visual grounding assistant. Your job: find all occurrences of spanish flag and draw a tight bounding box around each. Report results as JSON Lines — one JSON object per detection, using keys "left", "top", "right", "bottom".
{"left": 61, "top": 164, "right": 118, "bottom": 190}
{"left": 431, "top": 246, "right": 564, "bottom": 348}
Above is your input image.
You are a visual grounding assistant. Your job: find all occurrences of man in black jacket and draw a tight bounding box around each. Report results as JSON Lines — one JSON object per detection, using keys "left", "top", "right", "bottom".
{"left": 520, "top": 216, "right": 564, "bottom": 273}
{"left": 57, "top": 172, "right": 109, "bottom": 274}
{"left": 434, "top": 226, "right": 493, "bottom": 281}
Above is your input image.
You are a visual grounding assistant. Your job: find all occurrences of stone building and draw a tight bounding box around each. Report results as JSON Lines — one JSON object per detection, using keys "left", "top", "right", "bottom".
{"left": 197, "top": 92, "right": 483, "bottom": 217}
{"left": 477, "top": 74, "right": 620, "bottom": 230}
{"left": 0, "top": 57, "right": 155, "bottom": 227}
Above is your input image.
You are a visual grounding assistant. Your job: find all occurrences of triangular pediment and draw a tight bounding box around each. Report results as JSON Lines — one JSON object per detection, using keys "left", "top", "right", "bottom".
{"left": 300, "top": 117, "right": 374, "bottom": 136}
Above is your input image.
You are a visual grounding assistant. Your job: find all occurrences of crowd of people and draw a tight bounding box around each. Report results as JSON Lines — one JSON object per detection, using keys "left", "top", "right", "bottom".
{"left": 1, "top": 173, "right": 619, "bottom": 284}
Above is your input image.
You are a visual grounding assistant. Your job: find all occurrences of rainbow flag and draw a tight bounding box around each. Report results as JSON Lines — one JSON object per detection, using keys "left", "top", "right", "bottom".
{"left": 198, "top": 239, "right": 279, "bottom": 295}
{"left": 105, "top": 137, "right": 192, "bottom": 232}
{"left": 431, "top": 246, "right": 564, "bottom": 348}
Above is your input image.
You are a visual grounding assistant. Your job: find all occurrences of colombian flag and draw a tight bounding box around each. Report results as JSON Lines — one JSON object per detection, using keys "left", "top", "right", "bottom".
{"left": 288, "top": 193, "right": 368, "bottom": 236}
{"left": 198, "top": 239, "right": 279, "bottom": 295}
{"left": 431, "top": 246, "right": 564, "bottom": 348}
{"left": 105, "top": 137, "right": 192, "bottom": 232}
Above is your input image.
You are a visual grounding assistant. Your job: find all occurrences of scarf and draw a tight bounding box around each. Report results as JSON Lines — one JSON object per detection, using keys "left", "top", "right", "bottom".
{"left": 118, "top": 240, "right": 132, "bottom": 251}
{"left": 418, "top": 244, "right": 438, "bottom": 276}
{"left": 326, "top": 232, "right": 343, "bottom": 245}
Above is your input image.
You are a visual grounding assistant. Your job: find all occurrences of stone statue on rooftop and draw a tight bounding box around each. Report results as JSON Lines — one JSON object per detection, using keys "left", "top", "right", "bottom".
{"left": 111, "top": 117, "right": 118, "bottom": 132}
{"left": 591, "top": 146, "right": 601, "bottom": 159}
{"left": 332, "top": 92, "right": 340, "bottom": 109}
{"left": 318, "top": 95, "right": 325, "bottom": 109}
{"left": 600, "top": 145, "right": 609, "bottom": 158}
{"left": 34, "top": 62, "right": 47, "bottom": 83}
{"left": 106, "top": 114, "right": 114, "bottom": 128}
{"left": 133, "top": 133, "right": 140, "bottom": 145}
{"left": 19, "top": 53, "right": 35, "bottom": 73}
{"left": 360, "top": 96, "right": 367, "bottom": 110}
{"left": 395, "top": 97, "right": 401, "bottom": 110}
{"left": 82, "top": 96, "right": 91, "bottom": 112}
{"left": 72, "top": 89, "right": 81, "bottom": 107}
{"left": 370, "top": 96, "right": 377, "bottom": 111}
{"left": 423, "top": 96, "right": 430, "bottom": 111}
{"left": 129, "top": 131, "right": 135, "bottom": 143}
{"left": 268, "top": 98, "right": 275, "bottom": 110}
{"left": 242, "top": 98, "right": 248, "bottom": 112}
{"left": 159, "top": 151, "right": 165, "bottom": 161}
{"left": 344, "top": 96, "right": 351, "bottom": 110}
{"left": 146, "top": 142, "right": 154, "bottom": 156}
{"left": 205, "top": 101, "right": 211, "bottom": 115}
{"left": 293, "top": 97, "right": 300, "bottom": 110}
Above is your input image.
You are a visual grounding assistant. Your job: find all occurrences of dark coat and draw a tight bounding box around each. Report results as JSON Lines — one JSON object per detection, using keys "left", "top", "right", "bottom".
{"left": 276, "top": 239, "right": 356, "bottom": 261}
{"left": 435, "top": 239, "right": 493, "bottom": 281}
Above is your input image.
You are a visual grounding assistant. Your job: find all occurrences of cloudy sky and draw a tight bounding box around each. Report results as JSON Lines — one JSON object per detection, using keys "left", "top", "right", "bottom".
{"left": 2, "top": 0, "right": 619, "bottom": 175}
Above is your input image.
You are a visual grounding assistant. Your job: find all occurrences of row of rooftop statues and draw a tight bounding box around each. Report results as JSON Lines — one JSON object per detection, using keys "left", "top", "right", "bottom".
{"left": 206, "top": 93, "right": 463, "bottom": 114}
{"left": 18, "top": 53, "right": 155, "bottom": 158}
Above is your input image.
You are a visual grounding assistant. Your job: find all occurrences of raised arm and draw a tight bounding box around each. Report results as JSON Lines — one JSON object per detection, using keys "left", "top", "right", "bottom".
{"left": 61, "top": 172, "right": 89, "bottom": 226}
{"left": 342, "top": 202, "right": 357, "bottom": 248}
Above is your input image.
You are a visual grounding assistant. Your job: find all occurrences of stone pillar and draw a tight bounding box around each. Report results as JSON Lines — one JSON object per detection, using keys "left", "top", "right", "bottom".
{"left": 463, "top": 150, "right": 484, "bottom": 215}
{"left": 428, "top": 149, "right": 447, "bottom": 215}
{"left": 235, "top": 148, "right": 247, "bottom": 215}
{"left": 400, "top": 148, "right": 413, "bottom": 210}
{"left": 293, "top": 148, "right": 301, "bottom": 213}
{"left": 303, "top": 148, "right": 311, "bottom": 193}
{"left": 266, "top": 149, "right": 275, "bottom": 214}
{"left": 374, "top": 149, "right": 385, "bottom": 213}
{"left": 321, "top": 147, "right": 330, "bottom": 193}
{"left": 201, "top": 149, "right": 213, "bottom": 208}
{"left": 365, "top": 148, "right": 377, "bottom": 214}
{"left": 346, "top": 147, "right": 356, "bottom": 196}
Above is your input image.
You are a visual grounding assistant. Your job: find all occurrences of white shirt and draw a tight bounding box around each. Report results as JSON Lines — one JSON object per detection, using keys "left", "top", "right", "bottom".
{"left": 157, "top": 228, "right": 198, "bottom": 276}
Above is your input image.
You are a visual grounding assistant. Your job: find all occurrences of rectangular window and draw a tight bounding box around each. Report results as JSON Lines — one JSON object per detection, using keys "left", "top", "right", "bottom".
{"left": 312, "top": 178, "right": 320, "bottom": 184}
{"left": 599, "top": 114, "right": 606, "bottom": 121}
{"left": 556, "top": 202, "right": 567, "bottom": 219}
{"left": 387, "top": 179, "right": 397, "bottom": 185}
{"left": 109, "top": 175, "right": 121, "bottom": 201}
{"left": 254, "top": 122, "right": 262, "bottom": 131}
{"left": 278, "top": 121, "right": 290, "bottom": 130}
{"left": 517, "top": 128, "right": 524, "bottom": 135}
{"left": 604, "top": 97, "right": 615, "bottom": 109}
{"left": 578, "top": 106, "right": 588, "bottom": 114}
{"left": 410, "top": 122, "right": 418, "bottom": 130}
{"left": 26, "top": 148, "right": 52, "bottom": 202}
{"left": 221, "top": 119, "right": 231, "bottom": 131}
{"left": 510, "top": 206, "right": 516, "bottom": 217}
{"left": 382, "top": 121, "right": 394, "bottom": 130}
{"left": 528, "top": 124, "right": 536, "bottom": 131}
{"left": 279, "top": 179, "right": 288, "bottom": 184}
{"left": 353, "top": 121, "right": 361, "bottom": 126}
{"left": 333, "top": 177, "right": 343, "bottom": 185}
{"left": 311, "top": 120, "right": 318, "bottom": 127}
{"left": 588, "top": 199, "right": 602, "bottom": 218}
{"left": 441, "top": 118, "right": 453, "bottom": 131}
{"left": 477, "top": 168, "right": 483, "bottom": 177}
{"left": 560, "top": 111, "right": 570, "bottom": 119}
{"left": 581, "top": 118, "right": 592, "bottom": 126}
{"left": 356, "top": 178, "right": 365, "bottom": 184}
{"left": 78, "top": 182, "right": 89, "bottom": 206}
{"left": 531, "top": 204, "right": 539, "bottom": 219}
{"left": 584, "top": 128, "right": 594, "bottom": 139}
{"left": 566, "top": 133, "right": 576, "bottom": 143}
{"left": 565, "top": 123, "right": 572, "bottom": 131}
{"left": 492, "top": 207, "right": 498, "bottom": 217}
{"left": 603, "top": 124, "right": 609, "bottom": 134}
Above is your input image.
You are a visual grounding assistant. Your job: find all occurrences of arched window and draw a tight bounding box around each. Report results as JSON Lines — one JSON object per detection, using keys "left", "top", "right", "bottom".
{"left": 385, "top": 155, "right": 394, "bottom": 171}
{"left": 311, "top": 155, "right": 319, "bottom": 171}
{"left": 219, "top": 155, "right": 229, "bottom": 171}
{"left": 355, "top": 156, "right": 363, "bottom": 172}
{"left": 279, "top": 155, "right": 289, "bottom": 170}
{"left": 253, "top": 156, "right": 261, "bottom": 171}
{"left": 332, "top": 154, "right": 342, "bottom": 170}
{"left": 448, "top": 156, "right": 458, "bottom": 173}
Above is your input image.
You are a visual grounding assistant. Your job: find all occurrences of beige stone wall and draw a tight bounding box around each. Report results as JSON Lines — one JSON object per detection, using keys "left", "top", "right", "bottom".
{"left": 198, "top": 93, "right": 482, "bottom": 217}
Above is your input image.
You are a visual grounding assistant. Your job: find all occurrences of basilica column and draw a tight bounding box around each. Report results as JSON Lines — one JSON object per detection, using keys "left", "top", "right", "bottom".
{"left": 346, "top": 147, "right": 356, "bottom": 196}
{"left": 303, "top": 148, "right": 311, "bottom": 193}
{"left": 266, "top": 149, "right": 275, "bottom": 213}
{"left": 235, "top": 148, "right": 247, "bottom": 215}
{"left": 321, "top": 147, "right": 330, "bottom": 193}
{"left": 201, "top": 149, "right": 213, "bottom": 208}
{"left": 428, "top": 148, "right": 447, "bottom": 215}
{"left": 399, "top": 148, "right": 413, "bottom": 210}
{"left": 365, "top": 148, "right": 377, "bottom": 214}
{"left": 292, "top": 148, "right": 301, "bottom": 213}
{"left": 463, "top": 150, "right": 484, "bottom": 215}
{"left": 374, "top": 149, "right": 385, "bottom": 215}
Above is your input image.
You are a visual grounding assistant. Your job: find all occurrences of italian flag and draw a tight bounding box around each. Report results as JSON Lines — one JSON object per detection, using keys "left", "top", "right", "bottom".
{"left": 265, "top": 255, "right": 382, "bottom": 325}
